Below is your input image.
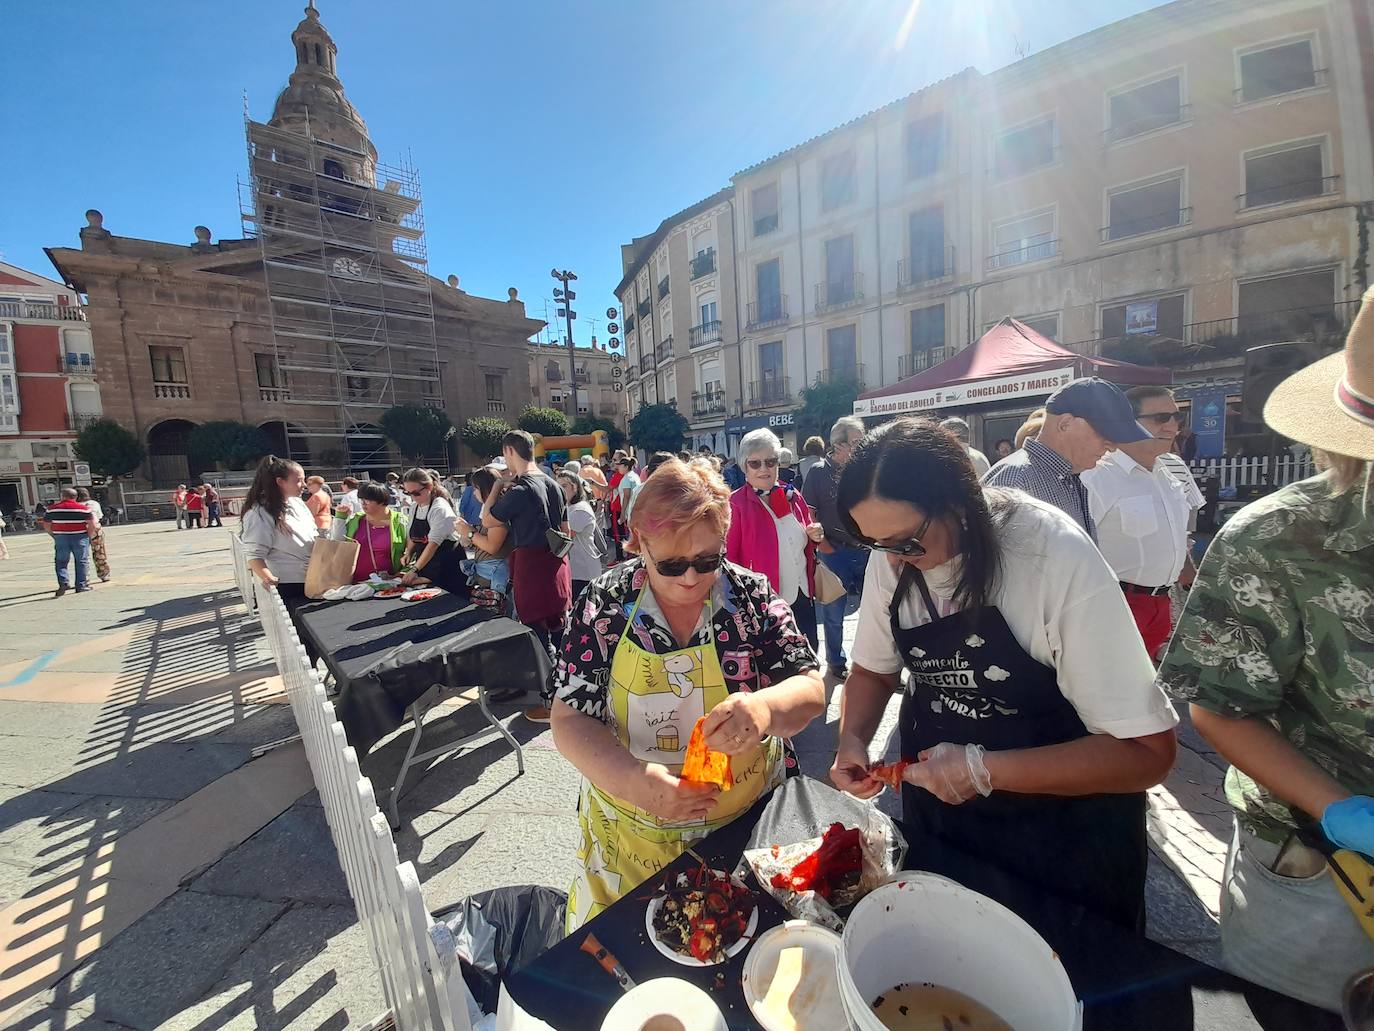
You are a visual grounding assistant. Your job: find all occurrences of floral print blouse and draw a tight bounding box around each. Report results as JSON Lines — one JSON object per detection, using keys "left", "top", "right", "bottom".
{"left": 1158, "top": 472, "right": 1374, "bottom": 840}
{"left": 556, "top": 558, "right": 819, "bottom": 721}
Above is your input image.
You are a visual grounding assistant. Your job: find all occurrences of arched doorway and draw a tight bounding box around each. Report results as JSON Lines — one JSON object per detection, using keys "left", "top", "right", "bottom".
{"left": 258, "top": 420, "right": 312, "bottom": 465}
{"left": 147, "top": 419, "right": 198, "bottom": 488}
{"left": 346, "top": 424, "right": 390, "bottom": 479}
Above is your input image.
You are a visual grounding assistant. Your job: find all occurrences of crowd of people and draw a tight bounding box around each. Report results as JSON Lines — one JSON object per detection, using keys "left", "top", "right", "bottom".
{"left": 223, "top": 299, "right": 1374, "bottom": 1012}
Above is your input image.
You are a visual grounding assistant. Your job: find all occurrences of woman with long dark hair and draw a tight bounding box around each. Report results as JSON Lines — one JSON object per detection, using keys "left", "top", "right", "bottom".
{"left": 398, "top": 467, "right": 465, "bottom": 594}
{"left": 240, "top": 455, "right": 319, "bottom": 653}
{"left": 828, "top": 418, "right": 1178, "bottom": 929}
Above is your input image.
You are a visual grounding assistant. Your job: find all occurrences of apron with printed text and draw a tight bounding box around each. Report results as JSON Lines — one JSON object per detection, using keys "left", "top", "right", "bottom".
{"left": 565, "top": 591, "right": 785, "bottom": 932}
{"left": 891, "top": 563, "right": 1148, "bottom": 929}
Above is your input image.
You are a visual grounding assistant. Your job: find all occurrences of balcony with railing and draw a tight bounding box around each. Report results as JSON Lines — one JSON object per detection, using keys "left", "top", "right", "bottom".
{"left": 898, "top": 348, "right": 948, "bottom": 378}
{"left": 1235, "top": 67, "right": 1328, "bottom": 104}
{"left": 658, "top": 277, "right": 670, "bottom": 300}
{"left": 486, "top": 399, "right": 507, "bottom": 414}
{"left": 689, "top": 320, "right": 723, "bottom": 349}
{"left": 637, "top": 298, "right": 652, "bottom": 319}
{"left": 657, "top": 337, "right": 674, "bottom": 362}
{"left": 258, "top": 386, "right": 290, "bottom": 402}
{"left": 1069, "top": 299, "right": 1362, "bottom": 365}
{"left": 748, "top": 377, "right": 791, "bottom": 408}
{"left": 754, "top": 213, "right": 779, "bottom": 236}
{"left": 746, "top": 295, "right": 789, "bottom": 331}
{"left": 986, "top": 239, "right": 1060, "bottom": 271}
{"left": 1237, "top": 175, "right": 1341, "bottom": 211}
{"left": 815, "top": 274, "right": 865, "bottom": 313}
{"left": 67, "top": 413, "right": 102, "bottom": 432}
{"left": 690, "top": 249, "right": 717, "bottom": 280}
{"left": 640, "top": 352, "right": 656, "bottom": 374}
{"left": 1101, "top": 207, "right": 1192, "bottom": 243}
{"left": 0, "top": 301, "right": 86, "bottom": 322}
{"left": 624, "top": 313, "right": 637, "bottom": 333}
{"left": 691, "top": 389, "right": 727, "bottom": 418}
{"left": 63, "top": 352, "right": 96, "bottom": 377}
{"left": 1102, "top": 104, "right": 1192, "bottom": 145}
{"left": 814, "top": 364, "right": 865, "bottom": 388}
{"left": 574, "top": 368, "right": 590, "bottom": 383}
{"left": 153, "top": 382, "right": 191, "bottom": 400}
{"left": 897, "top": 248, "right": 955, "bottom": 291}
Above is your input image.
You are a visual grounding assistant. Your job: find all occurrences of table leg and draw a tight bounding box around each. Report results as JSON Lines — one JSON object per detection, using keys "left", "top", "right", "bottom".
{"left": 479, "top": 685, "right": 525, "bottom": 777}
{"left": 389, "top": 702, "right": 428, "bottom": 829}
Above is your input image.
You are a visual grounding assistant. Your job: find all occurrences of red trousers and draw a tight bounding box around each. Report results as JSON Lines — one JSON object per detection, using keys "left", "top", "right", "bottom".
{"left": 1124, "top": 590, "right": 1173, "bottom": 660}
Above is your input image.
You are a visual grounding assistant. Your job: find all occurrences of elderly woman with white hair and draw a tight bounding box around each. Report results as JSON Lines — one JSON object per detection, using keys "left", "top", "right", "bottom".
{"left": 725, "top": 428, "right": 823, "bottom": 649}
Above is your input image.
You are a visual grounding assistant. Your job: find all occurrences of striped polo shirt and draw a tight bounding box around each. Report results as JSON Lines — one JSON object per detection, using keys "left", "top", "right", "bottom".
{"left": 45, "top": 499, "right": 92, "bottom": 535}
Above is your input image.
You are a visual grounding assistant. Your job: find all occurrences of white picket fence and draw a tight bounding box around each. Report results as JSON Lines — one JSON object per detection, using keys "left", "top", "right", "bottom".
{"left": 227, "top": 531, "right": 258, "bottom": 622}
{"left": 1188, "top": 454, "right": 1314, "bottom": 492}
{"left": 253, "top": 580, "right": 474, "bottom": 1031}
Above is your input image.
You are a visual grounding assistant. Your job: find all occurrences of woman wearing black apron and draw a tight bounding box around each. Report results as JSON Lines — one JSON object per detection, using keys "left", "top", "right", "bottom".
{"left": 398, "top": 468, "right": 467, "bottom": 597}
{"left": 829, "top": 418, "right": 1178, "bottom": 929}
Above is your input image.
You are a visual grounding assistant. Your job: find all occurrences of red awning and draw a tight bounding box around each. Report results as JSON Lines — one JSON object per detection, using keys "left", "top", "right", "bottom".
{"left": 854, "top": 318, "right": 1171, "bottom": 417}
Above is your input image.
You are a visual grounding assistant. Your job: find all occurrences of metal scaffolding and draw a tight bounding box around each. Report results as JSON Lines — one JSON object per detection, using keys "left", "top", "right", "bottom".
{"left": 239, "top": 113, "right": 443, "bottom": 469}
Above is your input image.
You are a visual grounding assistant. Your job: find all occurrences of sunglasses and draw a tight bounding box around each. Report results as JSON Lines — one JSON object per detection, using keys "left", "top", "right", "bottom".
{"left": 644, "top": 544, "right": 726, "bottom": 578}
{"left": 861, "top": 514, "right": 933, "bottom": 558}
{"left": 1140, "top": 412, "right": 1185, "bottom": 425}
{"left": 746, "top": 457, "right": 779, "bottom": 470}
{"left": 404, "top": 488, "right": 427, "bottom": 497}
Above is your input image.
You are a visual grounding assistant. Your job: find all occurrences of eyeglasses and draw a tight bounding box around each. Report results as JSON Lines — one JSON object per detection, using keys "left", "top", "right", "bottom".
{"left": 404, "top": 488, "right": 427, "bottom": 497}
{"left": 644, "top": 543, "right": 726, "bottom": 578}
{"left": 745, "top": 457, "right": 779, "bottom": 470}
{"left": 1139, "top": 412, "right": 1185, "bottom": 425}
{"left": 861, "top": 514, "right": 933, "bottom": 558}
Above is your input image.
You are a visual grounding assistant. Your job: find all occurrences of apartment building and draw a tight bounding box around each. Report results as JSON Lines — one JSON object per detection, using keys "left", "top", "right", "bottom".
{"left": 0, "top": 262, "right": 101, "bottom": 513}
{"left": 526, "top": 340, "right": 629, "bottom": 430}
{"left": 617, "top": 0, "right": 1374, "bottom": 455}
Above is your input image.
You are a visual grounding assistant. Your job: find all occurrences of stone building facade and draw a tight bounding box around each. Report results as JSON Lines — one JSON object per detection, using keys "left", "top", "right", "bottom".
{"left": 44, "top": 5, "right": 540, "bottom": 485}
{"left": 525, "top": 341, "right": 628, "bottom": 429}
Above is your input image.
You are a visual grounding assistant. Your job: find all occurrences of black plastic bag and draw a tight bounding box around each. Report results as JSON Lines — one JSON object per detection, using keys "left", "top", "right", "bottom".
{"left": 433, "top": 884, "right": 567, "bottom": 1014}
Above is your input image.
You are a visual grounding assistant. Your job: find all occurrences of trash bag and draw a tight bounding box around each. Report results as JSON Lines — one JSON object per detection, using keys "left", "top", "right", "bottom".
{"left": 736, "top": 776, "right": 906, "bottom": 930}
{"left": 433, "top": 885, "right": 568, "bottom": 1015}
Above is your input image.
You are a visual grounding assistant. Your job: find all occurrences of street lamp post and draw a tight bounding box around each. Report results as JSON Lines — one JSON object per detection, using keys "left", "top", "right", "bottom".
{"left": 551, "top": 268, "right": 579, "bottom": 424}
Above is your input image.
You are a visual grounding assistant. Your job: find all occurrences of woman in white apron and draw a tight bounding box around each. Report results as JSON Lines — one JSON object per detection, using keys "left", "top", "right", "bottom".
{"left": 552, "top": 458, "right": 825, "bottom": 932}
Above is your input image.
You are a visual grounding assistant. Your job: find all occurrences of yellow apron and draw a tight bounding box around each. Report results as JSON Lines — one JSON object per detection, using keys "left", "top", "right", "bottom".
{"left": 565, "top": 591, "right": 784, "bottom": 932}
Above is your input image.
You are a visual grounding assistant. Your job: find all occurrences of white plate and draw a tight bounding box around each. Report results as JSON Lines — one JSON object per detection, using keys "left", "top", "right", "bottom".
{"left": 644, "top": 870, "right": 758, "bottom": 967}
{"left": 742, "top": 920, "right": 846, "bottom": 1031}
{"left": 599, "top": 977, "right": 726, "bottom": 1031}
{"left": 400, "top": 587, "right": 443, "bottom": 601}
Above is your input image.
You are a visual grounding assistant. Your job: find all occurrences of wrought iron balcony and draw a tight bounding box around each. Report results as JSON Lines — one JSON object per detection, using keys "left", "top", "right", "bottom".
{"left": 0, "top": 301, "right": 86, "bottom": 322}
{"left": 658, "top": 277, "right": 670, "bottom": 300}
{"left": 748, "top": 377, "right": 791, "bottom": 408}
{"left": 1102, "top": 104, "right": 1191, "bottom": 145}
{"left": 640, "top": 353, "right": 656, "bottom": 374}
{"left": 753, "top": 213, "right": 779, "bottom": 236}
{"left": 815, "top": 274, "right": 864, "bottom": 313}
{"left": 657, "top": 337, "right": 674, "bottom": 362}
{"left": 637, "top": 298, "right": 652, "bottom": 319}
{"left": 690, "top": 250, "right": 717, "bottom": 280}
{"left": 898, "top": 248, "right": 955, "bottom": 290}
{"left": 1235, "top": 66, "right": 1327, "bottom": 104}
{"left": 1237, "top": 175, "right": 1340, "bottom": 211}
{"left": 691, "top": 389, "right": 727, "bottom": 417}
{"left": 63, "top": 352, "right": 97, "bottom": 377}
{"left": 1101, "top": 207, "right": 1192, "bottom": 242}
{"left": 689, "top": 320, "right": 723, "bottom": 349}
{"left": 67, "top": 413, "right": 102, "bottom": 431}
{"left": 746, "top": 296, "right": 788, "bottom": 331}
{"left": 985, "top": 239, "right": 1060, "bottom": 271}
{"left": 898, "top": 348, "right": 948, "bottom": 378}
{"left": 624, "top": 313, "right": 637, "bottom": 333}
{"left": 813, "top": 364, "right": 865, "bottom": 389}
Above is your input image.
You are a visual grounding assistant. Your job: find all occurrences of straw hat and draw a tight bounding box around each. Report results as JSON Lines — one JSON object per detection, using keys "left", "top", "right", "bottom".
{"left": 1265, "top": 286, "right": 1374, "bottom": 460}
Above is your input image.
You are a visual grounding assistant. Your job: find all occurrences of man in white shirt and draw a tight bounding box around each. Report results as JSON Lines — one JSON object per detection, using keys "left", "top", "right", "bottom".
{"left": 615, "top": 456, "right": 642, "bottom": 527}
{"left": 939, "top": 416, "right": 990, "bottom": 479}
{"left": 1082, "top": 385, "right": 1201, "bottom": 659}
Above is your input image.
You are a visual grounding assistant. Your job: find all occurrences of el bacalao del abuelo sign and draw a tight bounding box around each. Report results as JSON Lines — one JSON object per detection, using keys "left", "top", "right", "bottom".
{"left": 852, "top": 366, "right": 1076, "bottom": 418}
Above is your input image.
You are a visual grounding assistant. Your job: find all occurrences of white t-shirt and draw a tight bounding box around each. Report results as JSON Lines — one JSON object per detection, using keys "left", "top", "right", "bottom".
{"left": 408, "top": 496, "right": 458, "bottom": 543}
{"left": 566, "top": 500, "right": 603, "bottom": 582}
{"left": 850, "top": 495, "right": 1178, "bottom": 740}
{"left": 619, "top": 470, "right": 643, "bottom": 522}
{"left": 337, "top": 489, "right": 360, "bottom": 514}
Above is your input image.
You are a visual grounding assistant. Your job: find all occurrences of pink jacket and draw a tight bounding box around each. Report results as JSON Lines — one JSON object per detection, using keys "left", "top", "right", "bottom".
{"left": 726, "top": 484, "right": 816, "bottom": 599}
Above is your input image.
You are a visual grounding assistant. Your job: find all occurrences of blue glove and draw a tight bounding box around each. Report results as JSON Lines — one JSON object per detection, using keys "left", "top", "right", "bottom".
{"left": 1321, "top": 796, "right": 1374, "bottom": 856}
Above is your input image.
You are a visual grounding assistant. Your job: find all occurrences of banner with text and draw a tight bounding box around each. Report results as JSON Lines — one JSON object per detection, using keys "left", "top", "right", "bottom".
{"left": 853, "top": 366, "right": 1077, "bottom": 418}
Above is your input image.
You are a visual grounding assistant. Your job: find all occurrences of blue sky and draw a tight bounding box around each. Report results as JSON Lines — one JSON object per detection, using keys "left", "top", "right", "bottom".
{"left": 1, "top": 0, "right": 1162, "bottom": 346}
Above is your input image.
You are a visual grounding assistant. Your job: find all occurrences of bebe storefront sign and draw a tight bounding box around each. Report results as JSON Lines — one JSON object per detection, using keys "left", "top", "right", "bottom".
{"left": 853, "top": 366, "right": 1076, "bottom": 418}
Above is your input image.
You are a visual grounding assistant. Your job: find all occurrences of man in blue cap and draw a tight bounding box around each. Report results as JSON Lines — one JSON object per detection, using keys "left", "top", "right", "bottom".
{"left": 983, "top": 377, "right": 1150, "bottom": 541}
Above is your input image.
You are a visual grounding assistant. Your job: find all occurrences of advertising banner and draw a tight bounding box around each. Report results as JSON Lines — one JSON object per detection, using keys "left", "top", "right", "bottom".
{"left": 853, "top": 366, "right": 1076, "bottom": 418}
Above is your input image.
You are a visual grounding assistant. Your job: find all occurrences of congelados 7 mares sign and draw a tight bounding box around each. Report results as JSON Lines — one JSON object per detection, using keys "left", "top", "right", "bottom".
{"left": 852, "top": 366, "right": 1076, "bottom": 418}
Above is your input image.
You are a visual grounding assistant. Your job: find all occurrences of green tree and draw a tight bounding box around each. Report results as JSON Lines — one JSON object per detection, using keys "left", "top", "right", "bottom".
{"left": 518, "top": 405, "right": 570, "bottom": 437}
{"left": 380, "top": 404, "right": 453, "bottom": 465}
{"left": 570, "top": 414, "right": 627, "bottom": 452}
{"left": 73, "top": 419, "right": 145, "bottom": 480}
{"left": 461, "top": 416, "right": 511, "bottom": 463}
{"left": 629, "top": 403, "right": 689, "bottom": 455}
{"left": 187, "top": 421, "right": 271, "bottom": 473}
{"left": 796, "top": 378, "right": 862, "bottom": 440}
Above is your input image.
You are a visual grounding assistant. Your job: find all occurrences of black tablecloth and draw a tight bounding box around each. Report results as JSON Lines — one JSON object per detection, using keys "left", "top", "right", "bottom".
{"left": 295, "top": 593, "right": 551, "bottom": 755}
{"left": 505, "top": 792, "right": 1341, "bottom": 1031}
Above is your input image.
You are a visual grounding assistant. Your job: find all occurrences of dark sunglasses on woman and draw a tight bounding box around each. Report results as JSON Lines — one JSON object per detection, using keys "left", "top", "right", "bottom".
{"left": 860, "top": 514, "right": 933, "bottom": 557}
{"left": 644, "top": 544, "right": 726, "bottom": 578}
{"left": 404, "top": 488, "right": 427, "bottom": 497}
{"left": 746, "top": 457, "right": 779, "bottom": 470}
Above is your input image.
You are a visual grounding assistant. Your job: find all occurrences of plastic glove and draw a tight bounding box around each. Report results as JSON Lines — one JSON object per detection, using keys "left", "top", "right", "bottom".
{"left": 1322, "top": 796, "right": 1374, "bottom": 856}
{"left": 902, "top": 742, "right": 993, "bottom": 805}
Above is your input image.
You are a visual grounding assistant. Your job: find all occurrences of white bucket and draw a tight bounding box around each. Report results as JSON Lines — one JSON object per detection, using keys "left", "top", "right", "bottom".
{"left": 838, "top": 872, "right": 1082, "bottom": 1031}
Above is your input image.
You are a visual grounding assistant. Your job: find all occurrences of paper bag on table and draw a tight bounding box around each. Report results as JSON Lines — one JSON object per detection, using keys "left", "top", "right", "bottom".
{"left": 304, "top": 537, "right": 360, "bottom": 598}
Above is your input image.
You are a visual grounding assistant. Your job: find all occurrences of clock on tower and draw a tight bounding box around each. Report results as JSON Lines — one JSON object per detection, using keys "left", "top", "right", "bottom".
{"left": 332, "top": 256, "right": 363, "bottom": 277}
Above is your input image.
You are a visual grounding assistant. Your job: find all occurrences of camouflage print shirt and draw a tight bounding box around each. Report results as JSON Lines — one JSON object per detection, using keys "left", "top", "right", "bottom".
{"left": 1157, "top": 472, "right": 1374, "bottom": 842}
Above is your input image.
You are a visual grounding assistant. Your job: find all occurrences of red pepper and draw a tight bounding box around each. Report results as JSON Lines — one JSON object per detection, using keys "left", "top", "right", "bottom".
{"left": 689, "top": 928, "right": 717, "bottom": 961}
